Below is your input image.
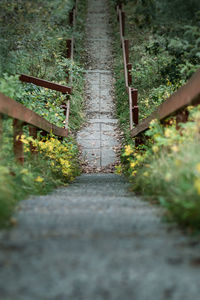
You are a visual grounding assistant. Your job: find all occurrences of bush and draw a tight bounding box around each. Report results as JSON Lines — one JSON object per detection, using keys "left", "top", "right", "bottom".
{"left": 0, "top": 134, "right": 80, "bottom": 227}
{"left": 120, "top": 106, "right": 200, "bottom": 230}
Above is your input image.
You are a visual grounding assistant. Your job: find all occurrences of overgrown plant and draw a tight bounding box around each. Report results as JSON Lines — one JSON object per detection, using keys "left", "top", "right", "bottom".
{"left": 0, "top": 0, "right": 87, "bottom": 226}
{"left": 0, "top": 133, "right": 80, "bottom": 227}
{"left": 111, "top": 1, "right": 200, "bottom": 230}
{"left": 119, "top": 106, "right": 200, "bottom": 230}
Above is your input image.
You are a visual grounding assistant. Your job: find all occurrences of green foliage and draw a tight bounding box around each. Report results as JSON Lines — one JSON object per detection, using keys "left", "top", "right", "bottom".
{"left": 0, "top": 130, "right": 80, "bottom": 227}
{"left": 0, "top": 0, "right": 88, "bottom": 227}
{"left": 121, "top": 106, "right": 200, "bottom": 230}
{"left": 0, "top": 0, "right": 86, "bottom": 131}
{"left": 0, "top": 74, "right": 25, "bottom": 99}
{"left": 111, "top": 0, "right": 200, "bottom": 230}
{"left": 0, "top": 0, "right": 74, "bottom": 78}
{"left": 125, "top": 0, "right": 200, "bottom": 25}
{"left": 122, "top": 0, "right": 200, "bottom": 120}
{"left": 0, "top": 69, "right": 84, "bottom": 130}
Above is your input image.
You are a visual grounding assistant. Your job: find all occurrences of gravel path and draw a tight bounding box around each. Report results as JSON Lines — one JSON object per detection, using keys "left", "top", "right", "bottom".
{"left": 0, "top": 1, "right": 200, "bottom": 299}
{"left": 77, "top": 0, "right": 120, "bottom": 171}
{"left": 0, "top": 174, "right": 200, "bottom": 299}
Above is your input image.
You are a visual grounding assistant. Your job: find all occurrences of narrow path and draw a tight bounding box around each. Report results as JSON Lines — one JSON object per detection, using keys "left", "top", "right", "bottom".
{"left": 0, "top": 174, "right": 200, "bottom": 299}
{"left": 77, "top": 0, "right": 119, "bottom": 171}
{"left": 0, "top": 1, "right": 200, "bottom": 299}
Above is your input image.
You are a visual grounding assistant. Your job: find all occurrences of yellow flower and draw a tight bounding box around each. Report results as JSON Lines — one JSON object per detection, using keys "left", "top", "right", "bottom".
{"left": 20, "top": 135, "right": 29, "bottom": 145}
{"left": 124, "top": 145, "right": 133, "bottom": 156}
{"left": 196, "top": 163, "right": 200, "bottom": 173}
{"left": 24, "top": 146, "right": 30, "bottom": 153}
{"left": 152, "top": 145, "right": 159, "bottom": 153}
{"left": 20, "top": 169, "right": 29, "bottom": 175}
{"left": 131, "top": 170, "right": 137, "bottom": 176}
{"left": 35, "top": 176, "right": 44, "bottom": 183}
{"left": 171, "top": 145, "right": 179, "bottom": 152}
{"left": 187, "top": 106, "right": 194, "bottom": 112}
{"left": 143, "top": 171, "right": 149, "bottom": 177}
{"left": 130, "top": 161, "right": 136, "bottom": 168}
{"left": 47, "top": 144, "right": 54, "bottom": 152}
{"left": 115, "top": 165, "right": 122, "bottom": 175}
{"left": 149, "top": 119, "right": 157, "bottom": 127}
{"left": 164, "top": 128, "right": 171, "bottom": 138}
{"left": 153, "top": 133, "right": 161, "bottom": 139}
{"left": 169, "top": 119, "right": 175, "bottom": 125}
{"left": 166, "top": 79, "right": 172, "bottom": 86}
{"left": 136, "top": 154, "right": 142, "bottom": 160}
{"left": 175, "top": 159, "right": 181, "bottom": 167}
{"left": 194, "top": 179, "right": 200, "bottom": 195}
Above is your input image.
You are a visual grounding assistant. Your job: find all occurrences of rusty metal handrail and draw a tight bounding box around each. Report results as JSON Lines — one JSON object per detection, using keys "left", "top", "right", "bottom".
{"left": 117, "top": 7, "right": 138, "bottom": 130}
{"left": 0, "top": 92, "right": 68, "bottom": 163}
{"left": 19, "top": 74, "right": 72, "bottom": 136}
{"left": 65, "top": 2, "right": 77, "bottom": 132}
{"left": 117, "top": 4, "right": 200, "bottom": 141}
{"left": 118, "top": 9, "right": 128, "bottom": 89}
{"left": 0, "top": 0, "right": 78, "bottom": 164}
{"left": 20, "top": 74, "right": 72, "bottom": 94}
{"left": 131, "top": 69, "right": 200, "bottom": 137}
{"left": 19, "top": 1, "right": 77, "bottom": 137}
{"left": 0, "top": 93, "right": 68, "bottom": 137}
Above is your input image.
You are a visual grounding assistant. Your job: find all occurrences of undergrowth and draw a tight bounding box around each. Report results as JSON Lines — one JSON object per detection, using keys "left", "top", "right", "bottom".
{"left": 0, "top": 131, "right": 80, "bottom": 227}
{"left": 120, "top": 106, "right": 200, "bottom": 230}
{"left": 111, "top": 0, "right": 200, "bottom": 230}
{"left": 0, "top": 0, "right": 87, "bottom": 227}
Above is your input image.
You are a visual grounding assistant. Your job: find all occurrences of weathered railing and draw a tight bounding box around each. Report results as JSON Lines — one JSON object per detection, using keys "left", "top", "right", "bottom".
{"left": 131, "top": 70, "right": 200, "bottom": 137}
{"left": 0, "top": 1, "right": 77, "bottom": 164}
{"left": 19, "top": 74, "right": 72, "bottom": 134}
{"left": 0, "top": 92, "right": 68, "bottom": 163}
{"left": 117, "top": 4, "right": 200, "bottom": 142}
{"left": 117, "top": 6, "right": 138, "bottom": 130}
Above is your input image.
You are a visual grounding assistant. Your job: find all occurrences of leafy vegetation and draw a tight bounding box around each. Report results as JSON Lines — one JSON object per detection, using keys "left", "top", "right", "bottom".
{"left": 0, "top": 0, "right": 73, "bottom": 77}
{"left": 126, "top": 0, "right": 200, "bottom": 119}
{"left": 0, "top": 0, "right": 87, "bottom": 226}
{"left": 0, "top": 132, "right": 80, "bottom": 227}
{"left": 121, "top": 106, "right": 200, "bottom": 230}
{"left": 111, "top": 0, "right": 200, "bottom": 230}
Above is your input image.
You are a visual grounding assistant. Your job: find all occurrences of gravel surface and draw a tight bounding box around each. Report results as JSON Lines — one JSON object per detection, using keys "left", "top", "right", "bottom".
{"left": 1, "top": 1, "right": 200, "bottom": 299}
{"left": 0, "top": 174, "right": 200, "bottom": 299}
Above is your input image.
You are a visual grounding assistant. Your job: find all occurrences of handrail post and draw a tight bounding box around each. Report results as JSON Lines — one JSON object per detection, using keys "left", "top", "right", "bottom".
{"left": 0, "top": 114, "right": 2, "bottom": 145}
{"left": 66, "top": 39, "right": 72, "bottom": 82}
{"left": 69, "top": 10, "right": 74, "bottom": 26}
{"left": 13, "top": 119, "right": 24, "bottom": 164}
{"left": 121, "top": 11, "right": 125, "bottom": 36}
{"left": 118, "top": 1, "right": 122, "bottom": 10}
{"left": 131, "top": 88, "right": 139, "bottom": 125}
{"left": 127, "top": 63, "right": 132, "bottom": 86}
{"left": 65, "top": 97, "right": 70, "bottom": 136}
{"left": 75, "top": 0, "right": 78, "bottom": 13}
{"left": 66, "top": 39, "right": 72, "bottom": 59}
{"left": 124, "top": 39, "right": 129, "bottom": 64}
{"left": 73, "top": 7, "right": 76, "bottom": 27}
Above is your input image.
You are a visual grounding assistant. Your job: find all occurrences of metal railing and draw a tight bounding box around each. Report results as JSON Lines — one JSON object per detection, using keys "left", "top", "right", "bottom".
{"left": 117, "top": 4, "right": 200, "bottom": 141}
{"left": 0, "top": 1, "right": 77, "bottom": 164}
{"left": 117, "top": 6, "right": 138, "bottom": 131}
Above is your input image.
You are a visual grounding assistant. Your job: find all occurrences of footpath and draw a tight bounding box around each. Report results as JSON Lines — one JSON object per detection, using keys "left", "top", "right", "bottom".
{"left": 77, "top": 0, "right": 119, "bottom": 171}
{"left": 0, "top": 0, "right": 200, "bottom": 299}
